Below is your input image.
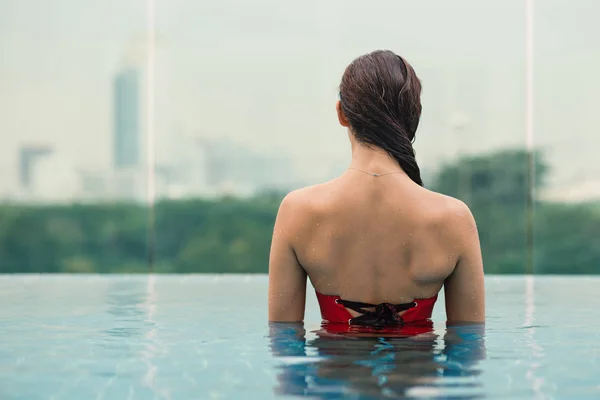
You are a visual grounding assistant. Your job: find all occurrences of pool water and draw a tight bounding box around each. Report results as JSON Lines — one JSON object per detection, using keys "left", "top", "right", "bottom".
{"left": 0, "top": 275, "right": 599, "bottom": 399}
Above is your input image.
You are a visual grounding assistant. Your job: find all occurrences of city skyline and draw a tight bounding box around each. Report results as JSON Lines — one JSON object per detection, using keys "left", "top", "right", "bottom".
{"left": 1, "top": 0, "right": 599, "bottom": 202}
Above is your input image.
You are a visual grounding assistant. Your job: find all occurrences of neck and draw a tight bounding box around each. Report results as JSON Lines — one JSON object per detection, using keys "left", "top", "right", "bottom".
{"left": 349, "top": 137, "right": 404, "bottom": 175}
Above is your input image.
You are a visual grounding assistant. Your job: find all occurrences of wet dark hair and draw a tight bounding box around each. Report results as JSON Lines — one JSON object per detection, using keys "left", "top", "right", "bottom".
{"left": 339, "top": 50, "right": 423, "bottom": 186}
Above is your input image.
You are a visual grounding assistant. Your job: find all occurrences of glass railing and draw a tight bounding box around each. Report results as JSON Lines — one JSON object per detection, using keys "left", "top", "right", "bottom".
{"left": 0, "top": 0, "right": 598, "bottom": 274}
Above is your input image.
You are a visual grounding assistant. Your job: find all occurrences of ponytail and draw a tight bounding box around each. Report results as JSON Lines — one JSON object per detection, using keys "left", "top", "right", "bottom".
{"left": 339, "top": 50, "right": 423, "bottom": 186}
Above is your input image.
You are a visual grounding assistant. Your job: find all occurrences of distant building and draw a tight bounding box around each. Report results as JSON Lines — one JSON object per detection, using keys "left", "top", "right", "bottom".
{"left": 18, "top": 145, "right": 53, "bottom": 189}
{"left": 14, "top": 146, "right": 81, "bottom": 204}
{"left": 153, "top": 130, "right": 211, "bottom": 199}
{"left": 198, "top": 138, "right": 294, "bottom": 196}
{"left": 114, "top": 68, "right": 140, "bottom": 169}
{"left": 78, "top": 168, "right": 146, "bottom": 203}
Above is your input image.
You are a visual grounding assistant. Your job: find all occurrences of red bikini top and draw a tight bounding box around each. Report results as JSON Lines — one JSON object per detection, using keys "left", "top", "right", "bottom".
{"left": 315, "top": 290, "right": 438, "bottom": 335}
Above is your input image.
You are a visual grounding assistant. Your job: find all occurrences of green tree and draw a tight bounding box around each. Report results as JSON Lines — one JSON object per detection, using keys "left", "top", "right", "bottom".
{"left": 534, "top": 203, "right": 600, "bottom": 274}
{"left": 0, "top": 163, "right": 598, "bottom": 275}
{"left": 431, "top": 148, "right": 599, "bottom": 274}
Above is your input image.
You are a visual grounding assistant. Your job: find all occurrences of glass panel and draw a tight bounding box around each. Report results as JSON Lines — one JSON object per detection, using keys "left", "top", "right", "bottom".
{"left": 534, "top": 0, "right": 600, "bottom": 274}
{"left": 411, "top": 1, "right": 529, "bottom": 274}
{"left": 153, "top": 0, "right": 527, "bottom": 274}
{"left": 0, "top": 1, "right": 148, "bottom": 273}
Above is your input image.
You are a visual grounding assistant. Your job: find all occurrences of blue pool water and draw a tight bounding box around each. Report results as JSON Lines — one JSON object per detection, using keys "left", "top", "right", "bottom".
{"left": 0, "top": 275, "right": 599, "bottom": 399}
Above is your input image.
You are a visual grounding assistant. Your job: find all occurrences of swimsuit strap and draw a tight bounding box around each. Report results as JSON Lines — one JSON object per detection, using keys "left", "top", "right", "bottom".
{"left": 336, "top": 299, "right": 417, "bottom": 327}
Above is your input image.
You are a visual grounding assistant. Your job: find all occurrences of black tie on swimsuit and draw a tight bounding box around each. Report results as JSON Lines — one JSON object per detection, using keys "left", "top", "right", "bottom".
{"left": 336, "top": 299, "right": 417, "bottom": 328}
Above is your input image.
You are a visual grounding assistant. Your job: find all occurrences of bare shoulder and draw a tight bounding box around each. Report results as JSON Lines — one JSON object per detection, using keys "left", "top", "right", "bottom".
{"left": 441, "top": 195, "right": 475, "bottom": 225}
{"left": 424, "top": 191, "right": 477, "bottom": 236}
{"left": 276, "top": 184, "right": 328, "bottom": 230}
{"left": 279, "top": 184, "right": 326, "bottom": 213}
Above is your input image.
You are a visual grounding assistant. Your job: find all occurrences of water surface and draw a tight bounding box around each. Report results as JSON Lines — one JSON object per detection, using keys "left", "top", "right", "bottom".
{"left": 0, "top": 275, "right": 598, "bottom": 399}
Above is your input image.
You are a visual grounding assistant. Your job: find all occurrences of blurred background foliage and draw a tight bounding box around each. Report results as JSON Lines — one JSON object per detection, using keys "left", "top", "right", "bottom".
{"left": 1, "top": 148, "right": 597, "bottom": 274}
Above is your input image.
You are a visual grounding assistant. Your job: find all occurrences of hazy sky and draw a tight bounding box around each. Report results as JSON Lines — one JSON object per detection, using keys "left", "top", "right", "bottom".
{"left": 1, "top": 0, "right": 599, "bottom": 198}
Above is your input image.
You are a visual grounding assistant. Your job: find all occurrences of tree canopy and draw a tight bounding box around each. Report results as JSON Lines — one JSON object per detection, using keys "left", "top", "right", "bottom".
{"left": 0, "top": 148, "right": 597, "bottom": 274}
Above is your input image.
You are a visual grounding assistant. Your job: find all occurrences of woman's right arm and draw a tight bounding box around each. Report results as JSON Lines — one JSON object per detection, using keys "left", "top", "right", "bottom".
{"left": 444, "top": 202, "right": 485, "bottom": 324}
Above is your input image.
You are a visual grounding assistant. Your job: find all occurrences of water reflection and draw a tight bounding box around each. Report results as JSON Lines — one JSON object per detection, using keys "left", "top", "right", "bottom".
{"left": 96, "top": 277, "right": 169, "bottom": 398}
{"left": 269, "top": 323, "right": 486, "bottom": 399}
{"left": 103, "top": 280, "right": 150, "bottom": 339}
{"left": 523, "top": 276, "right": 545, "bottom": 396}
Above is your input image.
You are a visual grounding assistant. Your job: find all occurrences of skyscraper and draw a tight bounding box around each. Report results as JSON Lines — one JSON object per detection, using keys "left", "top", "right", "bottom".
{"left": 113, "top": 68, "right": 140, "bottom": 169}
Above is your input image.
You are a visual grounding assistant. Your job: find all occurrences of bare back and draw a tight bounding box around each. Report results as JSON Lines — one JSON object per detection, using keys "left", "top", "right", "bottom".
{"left": 295, "top": 172, "right": 461, "bottom": 302}
{"left": 268, "top": 171, "right": 485, "bottom": 323}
